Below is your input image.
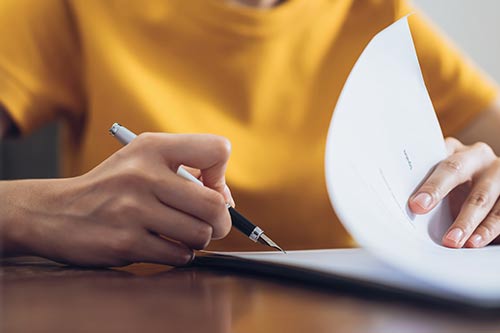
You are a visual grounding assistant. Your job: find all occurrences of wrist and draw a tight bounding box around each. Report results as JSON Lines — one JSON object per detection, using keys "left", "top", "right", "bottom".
{"left": 0, "top": 178, "right": 71, "bottom": 257}
{"left": 1, "top": 180, "right": 33, "bottom": 256}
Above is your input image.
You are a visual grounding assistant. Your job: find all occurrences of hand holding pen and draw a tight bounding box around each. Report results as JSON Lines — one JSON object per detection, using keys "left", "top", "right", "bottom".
{"left": 1, "top": 130, "right": 239, "bottom": 267}
{"left": 96, "top": 130, "right": 235, "bottom": 265}
{"left": 110, "top": 123, "right": 285, "bottom": 253}
{"left": 0, "top": 123, "right": 283, "bottom": 267}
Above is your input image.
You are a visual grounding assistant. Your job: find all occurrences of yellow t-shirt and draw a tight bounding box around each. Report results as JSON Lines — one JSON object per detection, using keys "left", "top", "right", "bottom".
{"left": 0, "top": 0, "right": 497, "bottom": 251}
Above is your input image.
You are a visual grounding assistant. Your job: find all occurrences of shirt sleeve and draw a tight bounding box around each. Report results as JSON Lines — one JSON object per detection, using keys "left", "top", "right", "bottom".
{"left": 0, "top": 0, "right": 84, "bottom": 135}
{"left": 395, "top": 1, "right": 499, "bottom": 137}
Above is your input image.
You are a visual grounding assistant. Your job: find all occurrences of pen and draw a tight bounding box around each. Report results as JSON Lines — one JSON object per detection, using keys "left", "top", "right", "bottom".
{"left": 109, "top": 123, "right": 286, "bottom": 253}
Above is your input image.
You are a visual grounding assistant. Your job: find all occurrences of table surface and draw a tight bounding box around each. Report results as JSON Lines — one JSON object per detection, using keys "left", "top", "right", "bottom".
{"left": 2, "top": 256, "right": 499, "bottom": 333}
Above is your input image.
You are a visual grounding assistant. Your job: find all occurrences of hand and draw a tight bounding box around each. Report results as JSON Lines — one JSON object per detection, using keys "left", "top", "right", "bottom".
{"left": 409, "top": 137, "right": 500, "bottom": 248}
{"left": 1, "top": 133, "right": 233, "bottom": 266}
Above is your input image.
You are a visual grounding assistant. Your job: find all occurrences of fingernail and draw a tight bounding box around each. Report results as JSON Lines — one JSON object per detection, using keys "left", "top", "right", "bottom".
{"left": 445, "top": 228, "right": 464, "bottom": 244}
{"left": 187, "top": 250, "right": 196, "bottom": 265}
{"left": 413, "top": 192, "right": 433, "bottom": 209}
{"left": 224, "top": 185, "right": 235, "bottom": 207}
{"left": 468, "top": 234, "right": 483, "bottom": 247}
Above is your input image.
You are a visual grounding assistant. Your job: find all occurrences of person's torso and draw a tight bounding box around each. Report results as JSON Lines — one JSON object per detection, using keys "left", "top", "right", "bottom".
{"left": 64, "top": 0, "right": 401, "bottom": 250}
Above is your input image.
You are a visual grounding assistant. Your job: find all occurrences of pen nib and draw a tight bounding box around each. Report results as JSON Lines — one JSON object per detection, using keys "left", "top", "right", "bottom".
{"left": 258, "top": 234, "right": 287, "bottom": 254}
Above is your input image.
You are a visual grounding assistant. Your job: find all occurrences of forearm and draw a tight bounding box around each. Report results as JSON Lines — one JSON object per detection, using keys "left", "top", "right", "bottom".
{"left": 0, "top": 132, "right": 233, "bottom": 267}
{"left": 1, "top": 105, "right": 28, "bottom": 255}
{"left": 0, "top": 177, "right": 85, "bottom": 258}
{"left": 457, "top": 97, "right": 500, "bottom": 154}
{"left": 0, "top": 180, "right": 38, "bottom": 256}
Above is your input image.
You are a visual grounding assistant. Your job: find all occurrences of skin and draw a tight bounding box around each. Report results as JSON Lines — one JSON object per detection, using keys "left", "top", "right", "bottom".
{"left": 1, "top": 129, "right": 234, "bottom": 267}
{"left": 0, "top": 0, "right": 499, "bottom": 265}
{"left": 1, "top": 103, "right": 499, "bottom": 267}
{"left": 0, "top": 0, "right": 273, "bottom": 268}
{"left": 408, "top": 100, "right": 500, "bottom": 248}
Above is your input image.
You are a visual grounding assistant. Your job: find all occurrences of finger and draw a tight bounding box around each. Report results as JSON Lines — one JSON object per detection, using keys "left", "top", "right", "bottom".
{"left": 465, "top": 199, "right": 500, "bottom": 248}
{"left": 180, "top": 165, "right": 235, "bottom": 206}
{"left": 144, "top": 200, "right": 213, "bottom": 250}
{"left": 409, "top": 142, "right": 496, "bottom": 214}
{"left": 135, "top": 233, "right": 195, "bottom": 266}
{"left": 135, "top": 133, "right": 231, "bottom": 195}
{"left": 181, "top": 166, "right": 202, "bottom": 180}
{"left": 442, "top": 160, "right": 500, "bottom": 248}
{"left": 444, "top": 137, "right": 464, "bottom": 156}
{"left": 224, "top": 185, "right": 235, "bottom": 207}
{"left": 152, "top": 172, "right": 232, "bottom": 239}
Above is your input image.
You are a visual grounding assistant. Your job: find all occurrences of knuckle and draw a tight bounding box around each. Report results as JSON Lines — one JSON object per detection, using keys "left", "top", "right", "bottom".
{"left": 445, "top": 137, "right": 460, "bottom": 145}
{"left": 490, "top": 207, "right": 500, "bottom": 220}
{"left": 118, "top": 161, "right": 152, "bottom": 186}
{"left": 134, "top": 132, "right": 157, "bottom": 146}
{"left": 494, "top": 158, "right": 500, "bottom": 169}
{"left": 214, "top": 213, "right": 232, "bottom": 239}
{"left": 218, "top": 216, "right": 232, "bottom": 238}
{"left": 454, "top": 220, "right": 476, "bottom": 235}
{"left": 473, "top": 141, "right": 494, "bottom": 157}
{"left": 419, "top": 181, "right": 443, "bottom": 201}
{"left": 203, "top": 192, "right": 230, "bottom": 237}
{"left": 211, "top": 136, "right": 232, "bottom": 160}
{"left": 476, "top": 224, "right": 496, "bottom": 241}
{"left": 466, "top": 190, "right": 490, "bottom": 208}
{"left": 205, "top": 191, "right": 227, "bottom": 215}
{"left": 122, "top": 164, "right": 144, "bottom": 180}
{"left": 108, "top": 230, "right": 138, "bottom": 258}
{"left": 191, "top": 224, "right": 213, "bottom": 250}
{"left": 444, "top": 137, "right": 462, "bottom": 152}
{"left": 165, "top": 243, "right": 194, "bottom": 266}
{"left": 175, "top": 249, "right": 194, "bottom": 266}
{"left": 441, "top": 158, "right": 463, "bottom": 175}
{"left": 118, "top": 197, "right": 141, "bottom": 216}
{"left": 108, "top": 196, "right": 141, "bottom": 219}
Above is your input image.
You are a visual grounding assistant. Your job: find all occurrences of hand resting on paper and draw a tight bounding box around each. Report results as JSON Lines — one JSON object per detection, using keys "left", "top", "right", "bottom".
{"left": 409, "top": 137, "right": 500, "bottom": 248}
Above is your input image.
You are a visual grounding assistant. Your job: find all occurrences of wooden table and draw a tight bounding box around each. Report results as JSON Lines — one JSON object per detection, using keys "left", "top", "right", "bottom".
{"left": 2, "top": 257, "right": 499, "bottom": 333}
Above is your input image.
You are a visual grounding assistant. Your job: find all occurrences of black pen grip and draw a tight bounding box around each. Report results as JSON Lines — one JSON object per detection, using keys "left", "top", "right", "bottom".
{"left": 228, "top": 207, "right": 256, "bottom": 237}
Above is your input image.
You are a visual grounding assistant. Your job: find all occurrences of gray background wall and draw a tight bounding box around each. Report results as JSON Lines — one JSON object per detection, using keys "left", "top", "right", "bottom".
{"left": 0, "top": 0, "right": 498, "bottom": 180}
{"left": 414, "top": 0, "right": 500, "bottom": 82}
{"left": 0, "top": 122, "right": 58, "bottom": 180}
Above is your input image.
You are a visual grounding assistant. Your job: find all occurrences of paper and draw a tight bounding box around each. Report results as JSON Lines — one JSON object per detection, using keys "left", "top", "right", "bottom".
{"left": 202, "top": 17, "right": 500, "bottom": 306}
{"left": 324, "top": 16, "right": 500, "bottom": 304}
{"left": 212, "top": 248, "right": 469, "bottom": 303}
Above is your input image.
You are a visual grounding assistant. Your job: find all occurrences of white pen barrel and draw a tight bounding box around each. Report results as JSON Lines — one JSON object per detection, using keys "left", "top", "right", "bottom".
{"left": 109, "top": 122, "right": 285, "bottom": 252}
{"left": 176, "top": 166, "right": 204, "bottom": 186}
{"left": 111, "top": 123, "right": 137, "bottom": 145}
{"left": 111, "top": 123, "right": 204, "bottom": 187}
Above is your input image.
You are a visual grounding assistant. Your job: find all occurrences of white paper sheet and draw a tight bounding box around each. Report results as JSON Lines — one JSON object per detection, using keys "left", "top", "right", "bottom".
{"left": 220, "top": 248, "right": 473, "bottom": 303}
{"left": 325, "top": 17, "right": 500, "bottom": 303}
{"left": 207, "top": 17, "right": 500, "bottom": 307}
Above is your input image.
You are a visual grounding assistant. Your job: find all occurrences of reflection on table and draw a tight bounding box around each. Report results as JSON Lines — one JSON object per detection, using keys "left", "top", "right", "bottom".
{"left": 1, "top": 257, "right": 499, "bottom": 333}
